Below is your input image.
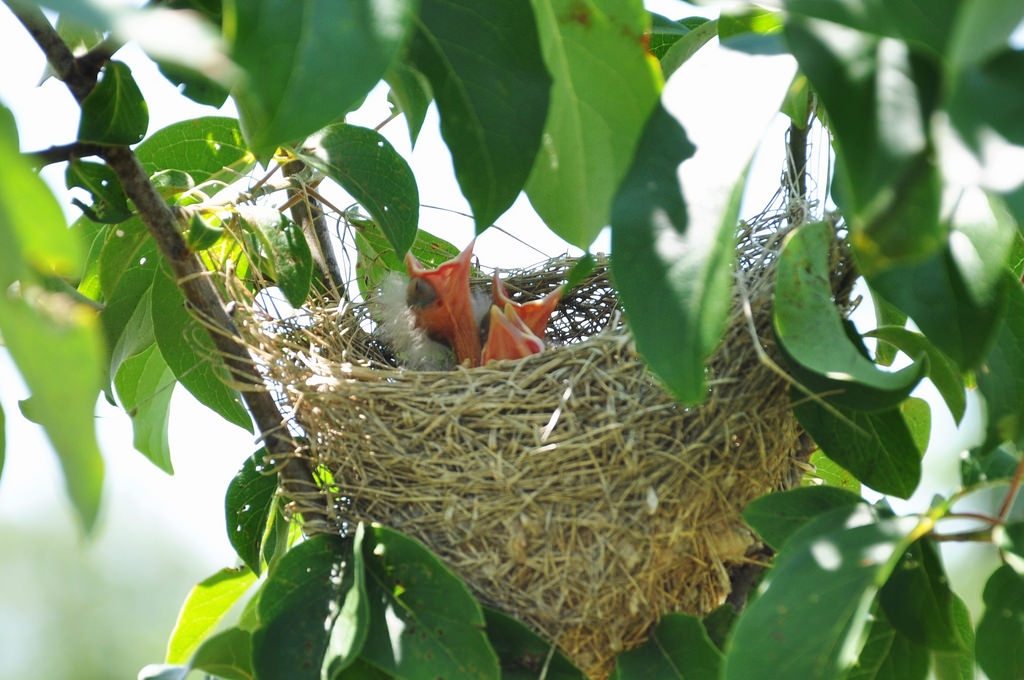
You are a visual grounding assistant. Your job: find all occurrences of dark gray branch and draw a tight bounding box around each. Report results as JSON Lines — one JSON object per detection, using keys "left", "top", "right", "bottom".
{"left": 31, "top": 141, "right": 107, "bottom": 167}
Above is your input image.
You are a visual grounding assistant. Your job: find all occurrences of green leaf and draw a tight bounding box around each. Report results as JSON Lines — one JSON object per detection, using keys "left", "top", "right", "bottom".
{"left": 947, "top": 0, "right": 1024, "bottom": 69}
{"left": 780, "top": 72, "right": 812, "bottom": 129}
{"left": 114, "top": 343, "right": 175, "bottom": 473}
{"left": 947, "top": 50, "right": 1024, "bottom": 170}
{"left": 869, "top": 246, "right": 1008, "bottom": 371}
{"left": 659, "top": 18, "right": 717, "bottom": 78}
{"left": 976, "top": 564, "right": 1024, "bottom": 680}
{"left": 190, "top": 626, "right": 253, "bottom": 680}
{"left": 361, "top": 525, "right": 500, "bottom": 679}
{"left": 524, "top": 0, "right": 661, "bottom": 249}
{"left": 0, "top": 110, "right": 105, "bottom": 532}
{"left": 65, "top": 159, "right": 132, "bottom": 224}
{"left": 804, "top": 450, "right": 862, "bottom": 494}
{"left": 238, "top": 211, "right": 312, "bottom": 308}
{"left": 866, "top": 327, "right": 966, "bottom": 424}
{"left": 353, "top": 216, "right": 457, "bottom": 297}
{"left": 225, "top": 449, "right": 278, "bottom": 575}
{"left": 723, "top": 504, "right": 921, "bottom": 680}
{"left": 783, "top": 19, "right": 943, "bottom": 265}
{"left": 78, "top": 60, "right": 149, "bottom": 145}
{"left": 879, "top": 539, "right": 962, "bottom": 652}
{"left": 297, "top": 124, "right": 419, "bottom": 257}
{"left": 185, "top": 213, "right": 225, "bottom": 252}
{"left": 648, "top": 14, "right": 707, "bottom": 60}
{"left": 900, "top": 397, "right": 931, "bottom": 456}
{"left": 385, "top": 62, "right": 432, "bottom": 146}
{"left": 847, "top": 607, "right": 929, "bottom": 680}
{"left": 252, "top": 535, "right": 353, "bottom": 680}
{"left": 793, "top": 393, "right": 923, "bottom": 498}
{"left": 977, "top": 278, "right": 1024, "bottom": 447}
{"left": 226, "top": 0, "right": 417, "bottom": 157}
{"left": 742, "top": 486, "right": 865, "bottom": 551}
{"left": 483, "top": 607, "right": 584, "bottom": 680}
{"left": 869, "top": 286, "right": 907, "bottom": 367}
{"left": 150, "top": 260, "right": 252, "bottom": 432}
{"left": 775, "top": 222, "right": 925, "bottom": 410}
{"left": 166, "top": 566, "right": 257, "bottom": 665}
{"left": 408, "top": 0, "right": 551, "bottom": 231}
{"left": 136, "top": 117, "right": 253, "bottom": 188}
{"left": 932, "top": 594, "right": 975, "bottom": 680}
{"left": 609, "top": 613, "right": 721, "bottom": 680}
{"left": 156, "top": 59, "right": 231, "bottom": 108}
{"left": 961, "top": 443, "right": 1019, "bottom": 486}
{"left": 702, "top": 604, "right": 737, "bottom": 653}
{"left": 718, "top": 8, "right": 785, "bottom": 55}
{"left": 323, "top": 524, "right": 369, "bottom": 678}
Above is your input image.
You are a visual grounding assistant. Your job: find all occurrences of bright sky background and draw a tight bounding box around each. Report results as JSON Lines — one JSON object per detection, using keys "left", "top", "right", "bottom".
{"left": 0, "top": 1, "right": 1001, "bottom": 677}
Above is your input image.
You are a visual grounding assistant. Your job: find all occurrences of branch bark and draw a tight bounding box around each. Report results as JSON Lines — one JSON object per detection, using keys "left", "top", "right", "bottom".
{"left": 10, "top": 3, "right": 326, "bottom": 524}
{"left": 281, "top": 159, "right": 347, "bottom": 300}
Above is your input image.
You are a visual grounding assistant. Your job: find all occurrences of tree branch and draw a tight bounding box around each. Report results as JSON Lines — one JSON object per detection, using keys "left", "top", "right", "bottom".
{"left": 31, "top": 141, "right": 108, "bottom": 167}
{"left": 282, "top": 159, "right": 347, "bottom": 299}
{"left": 10, "top": 0, "right": 326, "bottom": 524}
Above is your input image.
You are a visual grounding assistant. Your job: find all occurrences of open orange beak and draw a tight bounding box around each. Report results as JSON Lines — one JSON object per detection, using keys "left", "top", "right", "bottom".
{"left": 492, "top": 274, "right": 562, "bottom": 339}
{"left": 481, "top": 303, "right": 545, "bottom": 364}
{"left": 405, "top": 241, "right": 482, "bottom": 367}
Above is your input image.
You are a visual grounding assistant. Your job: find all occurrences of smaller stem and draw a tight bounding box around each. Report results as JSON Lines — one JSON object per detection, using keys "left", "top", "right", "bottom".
{"left": 997, "top": 453, "right": 1024, "bottom": 522}
{"left": 945, "top": 511, "right": 1002, "bottom": 525}
{"left": 30, "top": 142, "right": 107, "bottom": 167}
{"left": 375, "top": 110, "right": 400, "bottom": 132}
{"left": 931, "top": 528, "right": 994, "bottom": 543}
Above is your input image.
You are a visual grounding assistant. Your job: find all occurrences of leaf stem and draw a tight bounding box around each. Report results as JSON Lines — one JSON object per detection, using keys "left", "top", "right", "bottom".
{"left": 997, "top": 453, "right": 1024, "bottom": 522}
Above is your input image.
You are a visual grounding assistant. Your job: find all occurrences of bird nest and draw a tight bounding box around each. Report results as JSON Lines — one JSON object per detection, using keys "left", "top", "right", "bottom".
{"left": 233, "top": 210, "right": 848, "bottom": 678}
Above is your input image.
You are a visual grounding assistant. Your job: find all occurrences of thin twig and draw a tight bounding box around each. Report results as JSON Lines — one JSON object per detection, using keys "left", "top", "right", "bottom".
{"left": 998, "top": 454, "right": 1024, "bottom": 522}
{"left": 31, "top": 141, "right": 108, "bottom": 167}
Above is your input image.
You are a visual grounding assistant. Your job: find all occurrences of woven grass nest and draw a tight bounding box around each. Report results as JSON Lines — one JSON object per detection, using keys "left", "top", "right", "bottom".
{"left": 237, "top": 210, "right": 845, "bottom": 678}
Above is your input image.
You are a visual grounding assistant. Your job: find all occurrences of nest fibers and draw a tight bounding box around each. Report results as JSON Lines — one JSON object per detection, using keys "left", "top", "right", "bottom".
{"left": 234, "top": 213, "right": 847, "bottom": 678}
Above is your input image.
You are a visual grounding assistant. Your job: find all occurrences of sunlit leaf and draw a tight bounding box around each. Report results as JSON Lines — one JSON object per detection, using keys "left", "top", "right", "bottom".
{"left": 190, "top": 627, "right": 252, "bottom": 680}
{"left": 78, "top": 60, "right": 149, "bottom": 145}
{"left": 723, "top": 504, "right": 921, "bottom": 680}
{"left": 659, "top": 18, "right": 717, "bottom": 78}
{"left": 775, "top": 222, "right": 925, "bottom": 410}
{"left": 408, "top": 0, "right": 551, "bottom": 231}
{"left": 525, "top": 0, "right": 661, "bottom": 249}
{"left": 114, "top": 343, "right": 175, "bottom": 473}
{"left": 743, "top": 486, "right": 865, "bottom": 550}
{"left": 609, "top": 613, "right": 721, "bottom": 680}
{"left": 225, "top": 448, "right": 278, "bottom": 575}
{"left": 226, "top": 0, "right": 417, "bottom": 157}
{"left": 297, "top": 124, "right": 419, "bottom": 257}
{"left": 648, "top": 14, "right": 708, "bottom": 61}
{"left": 150, "top": 260, "right": 252, "bottom": 432}
{"left": 136, "top": 117, "right": 253, "bottom": 188}
{"left": 238, "top": 211, "right": 312, "bottom": 308}
{"left": 361, "top": 525, "right": 499, "bottom": 679}
{"left": 166, "top": 566, "right": 257, "bottom": 664}
{"left": 976, "top": 564, "right": 1024, "bottom": 680}
{"left": 804, "top": 450, "right": 862, "bottom": 494}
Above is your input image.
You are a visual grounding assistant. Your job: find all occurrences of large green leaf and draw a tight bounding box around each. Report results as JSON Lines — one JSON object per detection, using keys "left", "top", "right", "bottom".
{"left": 78, "top": 60, "right": 149, "bottom": 145}
{"left": 947, "top": 0, "right": 1024, "bottom": 69}
{"left": 165, "top": 566, "right": 257, "bottom": 664}
{"left": 297, "top": 124, "right": 419, "bottom": 257}
{"left": 780, "top": 0, "right": 959, "bottom": 58}
{"left": 482, "top": 607, "right": 584, "bottom": 680}
{"left": 65, "top": 159, "right": 132, "bottom": 224}
{"left": 135, "top": 117, "right": 254, "bottom": 187}
{"left": 113, "top": 343, "right": 175, "bottom": 473}
{"left": 408, "top": 0, "right": 551, "bottom": 231}
{"left": 866, "top": 326, "right": 966, "bottom": 423}
{"left": 775, "top": 222, "right": 925, "bottom": 410}
{"left": 742, "top": 486, "right": 865, "bottom": 551}
{"left": 723, "top": 504, "right": 922, "bottom": 680}
{"left": 878, "top": 539, "right": 962, "bottom": 652}
{"left": 237, "top": 210, "right": 312, "bottom": 308}
{"left": 226, "top": 0, "right": 417, "bottom": 157}
{"left": 609, "top": 613, "right": 721, "bottom": 680}
{"left": 323, "top": 523, "right": 369, "bottom": 678}
{"left": 931, "top": 594, "right": 975, "bottom": 680}
{"left": 150, "top": 261, "right": 252, "bottom": 432}
{"left": 361, "top": 525, "right": 499, "bottom": 679}
{"left": 190, "top": 626, "right": 252, "bottom": 680}
{"left": 976, "top": 564, "right": 1024, "bottom": 680}
{"left": 977, "top": 279, "right": 1024, "bottom": 450}
{"left": 793, "top": 393, "right": 923, "bottom": 498}
{"left": 847, "top": 606, "right": 929, "bottom": 680}
{"left": 783, "top": 18, "right": 943, "bottom": 267}
{"left": 0, "top": 108, "right": 105, "bottom": 532}
{"left": 524, "top": 0, "right": 661, "bottom": 249}
{"left": 252, "top": 535, "right": 353, "bottom": 680}
{"left": 225, "top": 448, "right": 278, "bottom": 575}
